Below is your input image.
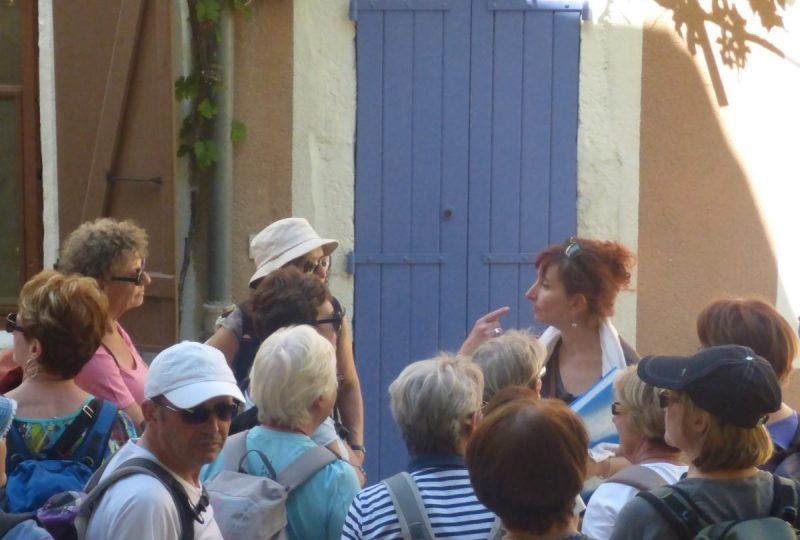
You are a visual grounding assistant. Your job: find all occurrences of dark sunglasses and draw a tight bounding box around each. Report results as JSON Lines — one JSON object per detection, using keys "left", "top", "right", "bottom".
{"left": 301, "top": 255, "right": 331, "bottom": 275}
{"left": 611, "top": 401, "right": 627, "bottom": 416}
{"left": 155, "top": 398, "right": 239, "bottom": 425}
{"left": 658, "top": 390, "right": 674, "bottom": 408}
{"left": 311, "top": 312, "right": 343, "bottom": 334}
{"left": 111, "top": 259, "right": 147, "bottom": 285}
{"left": 5, "top": 313, "right": 24, "bottom": 334}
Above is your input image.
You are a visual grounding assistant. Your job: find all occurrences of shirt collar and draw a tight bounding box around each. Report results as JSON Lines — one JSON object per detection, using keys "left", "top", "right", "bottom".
{"left": 408, "top": 453, "right": 465, "bottom": 472}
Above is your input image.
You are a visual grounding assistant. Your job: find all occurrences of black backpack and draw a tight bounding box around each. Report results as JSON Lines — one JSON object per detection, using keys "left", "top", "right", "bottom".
{"left": 638, "top": 474, "right": 800, "bottom": 539}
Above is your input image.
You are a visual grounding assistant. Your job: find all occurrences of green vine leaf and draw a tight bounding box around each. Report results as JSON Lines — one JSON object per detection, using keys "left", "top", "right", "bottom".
{"left": 230, "top": 119, "right": 247, "bottom": 143}
{"left": 196, "top": 0, "right": 221, "bottom": 23}
{"left": 194, "top": 139, "right": 220, "bottom": 169}
{"left": 233, "top": 0, "right": 254, "bottom": 21}
{"left": 198, "top": 98, "right": 218, "bottom": 119}
{"left": 174, "top": 75, "right": 199, "bottom": 101}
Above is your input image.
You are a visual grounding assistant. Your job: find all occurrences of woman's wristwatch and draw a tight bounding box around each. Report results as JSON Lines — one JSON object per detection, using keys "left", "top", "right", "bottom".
{"left": 349, "top": 443, "right": 366, "bottom": 455}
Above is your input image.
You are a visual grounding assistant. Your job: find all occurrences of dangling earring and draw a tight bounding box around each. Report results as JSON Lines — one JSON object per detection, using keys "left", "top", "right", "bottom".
{"left": 571, "top": 314, "right": 578, "bottom": 328}
{"left": 24, "top": 357, "right": 39, "bottom": 380}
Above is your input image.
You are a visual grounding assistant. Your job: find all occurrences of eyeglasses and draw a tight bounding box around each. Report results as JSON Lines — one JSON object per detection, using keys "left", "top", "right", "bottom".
{"left": 611, "top": 401, "right": 629, "bottom": 416}
{"left": 301, "top": 255, "right": 331, "bottom": 275}
{"left": 658, "top": 390, "right": 675, "bottom": 408}
{"left": 110, "top": 259, "right": 147, "bottom": 285}
{"left": 311, "top": 311, "right": 343, "bottom": 333}
{"left": 155, "top": 397, "right": 240, "bottom": 425}
{"left": 5, "top": 313, "right": 24, "bottom": 334}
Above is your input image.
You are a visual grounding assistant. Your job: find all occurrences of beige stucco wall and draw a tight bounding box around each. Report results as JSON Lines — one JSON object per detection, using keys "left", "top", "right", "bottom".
{"left": 292, "top": 0, "right": 356, "bottom": 314}
{"left": 578, "top": 0, "right": 647, "bottom": 346}
{"left": 634, "top": 1, "right": 800, "bottom": 356}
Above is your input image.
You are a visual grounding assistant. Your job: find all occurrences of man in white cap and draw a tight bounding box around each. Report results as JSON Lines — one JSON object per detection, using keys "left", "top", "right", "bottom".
{"left": 84, "top": 342, "right": 244, "bottom": 540}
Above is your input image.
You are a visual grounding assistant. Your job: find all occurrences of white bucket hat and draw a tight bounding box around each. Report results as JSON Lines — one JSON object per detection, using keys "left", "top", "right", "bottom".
{"left": 144, "top": 341, "right": 245, "bottom": 409}
{"left": 249, "top": 217, "right": 338, "bottom": 287}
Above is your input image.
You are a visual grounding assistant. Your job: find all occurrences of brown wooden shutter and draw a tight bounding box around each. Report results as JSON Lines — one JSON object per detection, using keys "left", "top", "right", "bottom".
{"left": 53, "top": 0, "right": 177, "bottom": 353}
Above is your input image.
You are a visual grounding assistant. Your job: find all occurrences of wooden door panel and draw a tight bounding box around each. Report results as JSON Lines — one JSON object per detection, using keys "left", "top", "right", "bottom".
{"left": 54, "top": 0, "right": 176, "bottom": 353}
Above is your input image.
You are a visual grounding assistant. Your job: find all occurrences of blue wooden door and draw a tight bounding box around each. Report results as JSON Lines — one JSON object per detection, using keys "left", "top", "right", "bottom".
{"left": 351, "top": 0, "right": 582, "bottom": 481}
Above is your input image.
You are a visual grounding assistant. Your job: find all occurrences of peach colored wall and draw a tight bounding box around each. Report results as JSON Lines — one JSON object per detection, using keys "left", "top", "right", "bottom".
{"left": 231, "top": 0, "right": 294, "bottom": 302}
{"left": 635, "top": 2, "right": 800, "bottom": 356}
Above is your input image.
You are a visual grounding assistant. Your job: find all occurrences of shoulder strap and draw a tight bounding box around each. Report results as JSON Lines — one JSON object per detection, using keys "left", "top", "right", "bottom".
{"left": 771, "top": 474, "right": 800, "bottom": 525}
{"left": 606, "top": 465, "right": 668, "bottom": 492}
{"left": 71, "top": 400, "right": 119, "bottom": 467}
{"left": 80, "top": 457, "right": 196, "bottom": 540}
{"left": 49, "top": 398, "right": 102, "bottom": 458}
{"left": 637, "top": 485, "right": 711, "bottom": 539}
{"left": 277, "top": 446, "right": 338, "bottom": 492}
{"left": 383, "top": 472, "right": 435, "bottom": 540}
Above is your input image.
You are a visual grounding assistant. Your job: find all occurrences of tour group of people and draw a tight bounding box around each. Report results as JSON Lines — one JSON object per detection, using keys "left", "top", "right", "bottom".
{"left": 0, "top": 216, "right": 798, "bottom": 540}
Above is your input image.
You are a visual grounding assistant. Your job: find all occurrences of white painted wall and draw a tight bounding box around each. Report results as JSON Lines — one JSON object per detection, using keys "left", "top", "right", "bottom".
{"left": 38, "top": 0, "right": 59, "bottom": 268}
{"left": 291, "top": 0, "right": 357, "bottom": 314}
{"left": 578, "top": 0, "right": 646, "bottom": 346}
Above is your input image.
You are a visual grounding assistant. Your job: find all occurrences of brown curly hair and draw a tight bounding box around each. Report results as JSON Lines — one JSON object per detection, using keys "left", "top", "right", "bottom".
{"left": 249, "top": 267, "right": 330, "bottom": 340}
{"left": 535, "top": 237, "right": 635, "bottom": 320}
{"left": 18, "top": 271, "right": 110, "bottom": 380}
{"left": 58, "top": 218, "right": 149, "bottom": 281}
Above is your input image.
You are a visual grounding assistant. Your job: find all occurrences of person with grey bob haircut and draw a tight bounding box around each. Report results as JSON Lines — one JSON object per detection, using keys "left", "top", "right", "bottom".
{"left": 201, "top": 326, "right": 359, "bottom": 540}
{"left": 342, "top": 355, "right": 501, "bottom": 539}
{"left": 471, "top": 329, "right": 546, "bottom": 403}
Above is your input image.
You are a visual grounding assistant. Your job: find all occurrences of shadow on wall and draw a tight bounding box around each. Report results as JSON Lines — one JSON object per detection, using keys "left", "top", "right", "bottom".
{"left": 635, "top": 24, "right": 778, "bottom": 356}
{"left": 601, "top": 0, "right": 790, "bottom": 106}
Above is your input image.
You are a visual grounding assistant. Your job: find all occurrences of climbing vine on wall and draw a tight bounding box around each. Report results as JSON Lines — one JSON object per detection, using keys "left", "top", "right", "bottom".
{"left": 175, "top": 0, "right": 252, "bottom": 322}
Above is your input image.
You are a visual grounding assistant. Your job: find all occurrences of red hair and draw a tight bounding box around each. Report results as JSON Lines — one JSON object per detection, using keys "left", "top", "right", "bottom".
{"left": 535, "top": 237, "right": 635, "bottom": 319}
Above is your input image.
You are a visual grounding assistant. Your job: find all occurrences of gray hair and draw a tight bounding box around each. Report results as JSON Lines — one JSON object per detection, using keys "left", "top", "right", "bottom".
{"left": 250, "top": 325, "right": 337, "bottom": 430}
{"left": 471, "top": 330, "right": 546, "bottom": 403}
{"left": 389, "top": 354, "right": 484, "bottom": 456}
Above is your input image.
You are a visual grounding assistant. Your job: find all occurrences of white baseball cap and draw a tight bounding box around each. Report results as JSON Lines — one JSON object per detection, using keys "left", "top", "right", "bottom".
{"left": 145, "top": 341, "right": 245, "bottom": 409}
{"left": 249, "top": 217, "right": 338, "bottom": 287}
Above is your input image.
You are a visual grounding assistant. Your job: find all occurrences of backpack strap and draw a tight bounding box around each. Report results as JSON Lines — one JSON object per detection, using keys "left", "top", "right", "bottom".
{"left": 48, "top": 398, "right": 102, "bottom": 459}
{"left": 770, "top": 474, "right": 800, "bottom": 525}
{"left": 383, "top": 472, "right": 435, "bottom": 540}
{"left": 605, "top": 465, "right": 668, "bottom": 492}
{"left": 6, "top": 420, "right": 35, "bottom": 466}
{"left": 80, "top": 457, "right": 199, "bottom": 540}
{"left": 637, "top": 485, "right": 712, "bottom": 539}
{"left": 70, "top": 399, "right": 119, "bottom": 468}
{"left": 277, "top": 446, "right": 338, "bottom": 492}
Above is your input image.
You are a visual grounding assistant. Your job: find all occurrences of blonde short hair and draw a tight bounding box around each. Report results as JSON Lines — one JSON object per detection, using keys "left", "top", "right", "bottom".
{"left": 389, "top": 354, "right": 484, "bottom": 456}
{"left": 471, "top": 330, "right": 545, "bottom": 402}
{"left": 676, "top": 391, "right": 773, "bottom": 471}
{"left": 249, "top": 325, "right": 337, "bottom": 430}
{"left": 614, "top": 365, "right": 668, "bottom": 443}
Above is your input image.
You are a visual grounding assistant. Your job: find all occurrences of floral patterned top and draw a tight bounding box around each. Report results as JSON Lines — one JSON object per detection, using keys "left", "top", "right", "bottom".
{"left": 10, "top": 395, "right": 137, "bottom": 460}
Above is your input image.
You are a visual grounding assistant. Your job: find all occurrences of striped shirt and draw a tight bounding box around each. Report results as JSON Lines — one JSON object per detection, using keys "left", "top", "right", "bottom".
{"left": 341, "top": 454, "right": 497, "bottom": 539}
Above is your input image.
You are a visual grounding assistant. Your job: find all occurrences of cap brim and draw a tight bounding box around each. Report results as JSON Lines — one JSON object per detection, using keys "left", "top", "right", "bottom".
{"left": 637, "top": 355, "right": 698, "bottom": 390}
{"left": 164, "top": 381, "right": 245, "bottom": 409}
{"left": 248, "top": 238, "right": 339, "bottom": 286}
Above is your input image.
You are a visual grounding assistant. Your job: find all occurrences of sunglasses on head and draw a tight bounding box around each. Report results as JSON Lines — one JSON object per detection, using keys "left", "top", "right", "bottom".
{"left": 155, "top": 397, "right": 240, "bottom": 425}
{"left": 311, "top": 311, "right": 343, "bottom": 333}
{"left": 5, "top": 313, "right": 24, "bottom": 334}
{"left": 564, "top": 237, "right": 582, "bottom": 258}
{"left": 110, "top": 259, "right": 147, "bottom": 285}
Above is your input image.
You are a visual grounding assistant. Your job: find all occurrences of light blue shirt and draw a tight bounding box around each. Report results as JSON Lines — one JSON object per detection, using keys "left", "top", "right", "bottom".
{"left": 202, "top": 426, "right": 359, "bottom": 540}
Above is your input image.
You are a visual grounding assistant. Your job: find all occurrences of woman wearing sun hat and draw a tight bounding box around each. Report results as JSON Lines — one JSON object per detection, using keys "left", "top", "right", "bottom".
{"left": 206, "top": 217, "right": 365, "bottom": 465}
{"left": 610, "top": 345, "right": 797, "bottom": 540}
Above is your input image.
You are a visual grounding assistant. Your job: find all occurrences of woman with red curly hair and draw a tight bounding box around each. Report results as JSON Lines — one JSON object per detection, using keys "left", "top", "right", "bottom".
{"left": 463, "top": 237, "right": 638, "bottom": 403}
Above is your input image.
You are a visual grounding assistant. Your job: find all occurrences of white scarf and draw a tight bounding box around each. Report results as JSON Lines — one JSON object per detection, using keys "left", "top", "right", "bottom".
{"left": 538, "top": 318, "right": 628, "bottom": 375}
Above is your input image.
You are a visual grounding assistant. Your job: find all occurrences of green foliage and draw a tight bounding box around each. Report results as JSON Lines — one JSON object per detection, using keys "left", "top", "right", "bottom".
{"left": 230, "top": 119, "right": 246, "bottom": 143}
{"left": 177, "top": 0, "right": 252, "bottom": 172}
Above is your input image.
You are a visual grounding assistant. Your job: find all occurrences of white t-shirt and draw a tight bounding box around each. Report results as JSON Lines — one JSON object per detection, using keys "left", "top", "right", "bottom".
{"left": 84, "top": 439, "right": 223, "bottom": 540}
{"left": 581, "top": 461, "right": 687, "bottom": 540}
